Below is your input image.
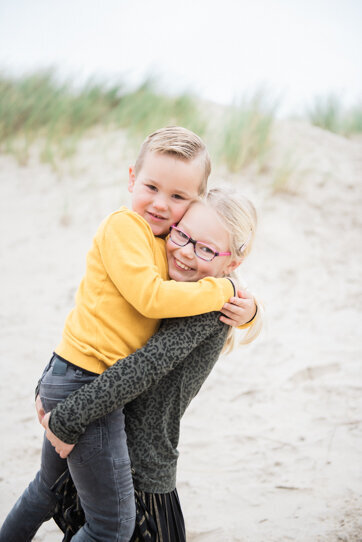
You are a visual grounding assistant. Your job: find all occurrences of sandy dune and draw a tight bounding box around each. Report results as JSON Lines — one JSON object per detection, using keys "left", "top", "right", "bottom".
{"left": 0, "top": 122, "right": 361, "bottom": 541}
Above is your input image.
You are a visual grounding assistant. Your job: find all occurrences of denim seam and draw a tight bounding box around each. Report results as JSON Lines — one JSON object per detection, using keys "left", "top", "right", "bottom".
{"left": 113, "top": 465, "right": 122, "bottom": 541}
{"left": 110, "top": 438, "right": 134, "bottom": 539}
{"left": 119, "top": 513, "right": 137, "bottom": 523}
{"left": 119, "top": 489, "right": 135, "bottom": 503}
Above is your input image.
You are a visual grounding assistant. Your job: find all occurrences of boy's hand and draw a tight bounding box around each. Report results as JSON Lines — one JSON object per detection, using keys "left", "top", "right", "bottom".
{"left": 41, "top": 412, "right": 75, "bottom": 459}
{"left": 35, "top": 395, "right": 45, "bottom": 424}
{"left": 220, "top": 289, "right": 256, "bottom": 327}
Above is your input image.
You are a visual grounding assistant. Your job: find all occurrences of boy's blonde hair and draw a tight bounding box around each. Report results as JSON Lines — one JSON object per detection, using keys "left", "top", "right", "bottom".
{"left": 134, "top": 126, "right": 211, "bottom": 196}
{"left": 205, "top": 188, "right": 263, "bottom": 350}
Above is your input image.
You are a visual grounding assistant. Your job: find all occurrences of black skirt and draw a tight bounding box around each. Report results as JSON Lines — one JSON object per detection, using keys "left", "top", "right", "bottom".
{"left": 51, "top": 469, "right": 186, "bottom": 542}
{"left": 131, "top": 488, "right": 186, "bottom": 542}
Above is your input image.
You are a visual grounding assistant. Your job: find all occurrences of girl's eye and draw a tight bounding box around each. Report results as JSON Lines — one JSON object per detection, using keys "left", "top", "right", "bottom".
{"left": 146, "top": 184, "right": 157, "bottom": 191}
{"left": 198, "top": 244, "right": 215, "bottom": 256}
{"left": 172, "top": 194, "right": 185, "bottom": 200}
{"left": 174, "top": 229, "right": 189, "bottom": 241}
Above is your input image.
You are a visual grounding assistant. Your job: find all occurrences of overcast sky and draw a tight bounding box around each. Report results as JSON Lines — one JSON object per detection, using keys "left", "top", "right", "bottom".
{"left": 0, "top": 0, "right": 361, "bottom": 114}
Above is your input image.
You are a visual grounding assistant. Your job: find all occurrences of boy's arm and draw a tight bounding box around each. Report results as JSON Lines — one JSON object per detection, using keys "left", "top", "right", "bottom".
{"left": 99, "top": 210, "right": 233, "bottom": 318}
{"left": 48, "top": 312, "right": 227, "bottom": 444}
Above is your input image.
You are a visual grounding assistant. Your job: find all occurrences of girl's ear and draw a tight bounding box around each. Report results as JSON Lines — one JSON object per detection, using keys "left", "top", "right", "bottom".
{"left": 224, "top": 258, "right": 242, "bottom": 276}
{"left": 128, "top": 166, "right": 136, "bottom": 193}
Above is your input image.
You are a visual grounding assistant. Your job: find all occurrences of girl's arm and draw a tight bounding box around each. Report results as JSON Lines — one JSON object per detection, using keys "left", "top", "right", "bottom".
{"left": 48, "top": 312, "right": 227, "bottom": 444}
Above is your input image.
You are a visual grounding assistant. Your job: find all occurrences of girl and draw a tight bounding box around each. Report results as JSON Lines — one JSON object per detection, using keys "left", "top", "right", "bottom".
{"left": 40, "top": 188, "right": 262, "bottom": 541}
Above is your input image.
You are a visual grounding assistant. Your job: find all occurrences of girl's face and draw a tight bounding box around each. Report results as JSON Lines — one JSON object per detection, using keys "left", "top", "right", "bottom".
{"left": 166, "top": 201, "right": 240, "bottom": 282}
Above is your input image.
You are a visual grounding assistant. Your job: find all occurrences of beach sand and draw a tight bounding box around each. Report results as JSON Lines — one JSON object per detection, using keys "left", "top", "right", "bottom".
{"left": 0, "top": 123, "right": 361, "bottom": 541}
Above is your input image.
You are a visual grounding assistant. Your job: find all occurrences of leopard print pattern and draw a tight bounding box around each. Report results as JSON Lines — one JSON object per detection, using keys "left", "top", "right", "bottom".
{"left": 49, "top": 312, "right": 228, "bottom": 492}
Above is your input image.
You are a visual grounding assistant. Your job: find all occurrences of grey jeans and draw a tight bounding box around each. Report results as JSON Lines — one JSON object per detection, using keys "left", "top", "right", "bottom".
{"left": 0, "top": 354, "right": 136, "bottom": 542}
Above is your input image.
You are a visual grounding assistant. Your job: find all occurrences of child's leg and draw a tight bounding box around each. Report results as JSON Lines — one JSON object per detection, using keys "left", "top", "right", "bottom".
{"left": 68, "top": 407, "right": 136, "bottom": 542}
{"left": 1, "top": 354, "right": 136, "bottom": 541}
{"left": 0, "top": 421, "right": 67, "bottom": 541}
{"left": 44, "top": 355, "right": 136, "bottom": 541}
{"left": 0, "top": 355, "right": 94, "bottom": 541}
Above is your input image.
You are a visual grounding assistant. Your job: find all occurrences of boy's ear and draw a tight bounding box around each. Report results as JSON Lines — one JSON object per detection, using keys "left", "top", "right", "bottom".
{"left": 128, "top": 166, "right": 136, "bottom": 193}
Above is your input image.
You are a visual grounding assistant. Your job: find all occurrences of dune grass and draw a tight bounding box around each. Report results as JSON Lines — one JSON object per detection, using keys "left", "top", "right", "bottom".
{"left": 0, "top": 70, "right": 278, "bottom": 172}
{"left": 112, "top": 78, "right": 207, "bottom": 141}
{"left": 0, "top": 71, "right": 117, "bottom": 163}
{"left": 306, "top": 94, "right": 362, "bottom": 136}
{"left": 217, "top": 91, "right": 276, "bottom": 172}
{"left": 1, "top": 70, "right": 360, "bottom": 178}
{"left": 0, "top": 71, "right": 207, "bottom": 165}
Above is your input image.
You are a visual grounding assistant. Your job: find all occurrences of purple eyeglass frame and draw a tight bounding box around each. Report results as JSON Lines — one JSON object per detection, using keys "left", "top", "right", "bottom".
{"left": 169, "top": 224, "right": 231, "bottom": 261}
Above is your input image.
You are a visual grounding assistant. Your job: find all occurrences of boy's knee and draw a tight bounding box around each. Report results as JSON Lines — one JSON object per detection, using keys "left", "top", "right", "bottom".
{"left": 26, "top": 471, "right": 57, "bottom": 507}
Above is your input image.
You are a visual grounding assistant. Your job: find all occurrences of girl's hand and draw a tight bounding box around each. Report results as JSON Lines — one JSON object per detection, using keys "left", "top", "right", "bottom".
{"left": 41, "top": 412, "right": 75, "bottom": 459}
{"left": 220, "top": 289, "right": 256, "bottom": 328}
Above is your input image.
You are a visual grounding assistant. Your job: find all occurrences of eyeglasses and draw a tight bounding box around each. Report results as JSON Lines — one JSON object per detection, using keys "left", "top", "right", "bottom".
{"left": 169, "top": 225, "right": 231, "bottom": 262}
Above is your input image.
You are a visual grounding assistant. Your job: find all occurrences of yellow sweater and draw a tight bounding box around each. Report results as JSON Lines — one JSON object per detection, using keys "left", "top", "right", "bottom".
{"left": 56, "top": 207, "right": 234, "bottom": 373}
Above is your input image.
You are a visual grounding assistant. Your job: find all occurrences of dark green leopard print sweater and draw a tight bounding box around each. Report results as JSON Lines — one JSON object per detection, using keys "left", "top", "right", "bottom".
{"left": 49, "top": 312, "right": 229, "bottom": 493}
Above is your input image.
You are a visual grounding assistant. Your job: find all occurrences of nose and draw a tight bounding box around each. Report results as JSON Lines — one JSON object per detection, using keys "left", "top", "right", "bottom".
{"left": 178, "top": 242, "right": 195, "bottom": 260}
{"left": 153, "top": 193, "right": 168, "bottom": 211}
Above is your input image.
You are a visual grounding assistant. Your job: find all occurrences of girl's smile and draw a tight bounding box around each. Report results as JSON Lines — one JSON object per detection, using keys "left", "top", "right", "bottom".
{"left": 173, "top": 258, "right": 195, "bottom": 272}
{"left": 166, "top": 201, "right": 239, "bottom": 282}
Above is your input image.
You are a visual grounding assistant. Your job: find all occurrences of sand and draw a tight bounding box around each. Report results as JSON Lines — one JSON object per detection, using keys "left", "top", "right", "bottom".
{"left": 0, "top": 123, "right": 361, "bottom": 541}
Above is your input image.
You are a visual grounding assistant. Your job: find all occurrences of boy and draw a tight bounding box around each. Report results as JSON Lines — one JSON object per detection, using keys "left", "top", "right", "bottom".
{"left": 0, "top": 127, "right": 255, "bottom": 542}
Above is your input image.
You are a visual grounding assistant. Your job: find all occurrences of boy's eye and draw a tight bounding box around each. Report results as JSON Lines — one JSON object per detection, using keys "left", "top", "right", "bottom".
{"left": 172, "top": 194, "right": 185, "bottom": 200}
{"left": 146, "top": 184, "right": 157, "bottom": 191}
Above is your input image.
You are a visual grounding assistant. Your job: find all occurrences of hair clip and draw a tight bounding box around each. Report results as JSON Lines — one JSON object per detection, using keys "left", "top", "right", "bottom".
{"left": 239, "top": 230, "right": 252, "bottom": 253}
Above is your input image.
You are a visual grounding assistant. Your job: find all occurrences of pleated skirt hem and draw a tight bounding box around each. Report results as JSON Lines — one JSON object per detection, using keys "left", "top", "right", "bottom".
{"left": 51, "top": 469, "right": 186, "bottom": 542}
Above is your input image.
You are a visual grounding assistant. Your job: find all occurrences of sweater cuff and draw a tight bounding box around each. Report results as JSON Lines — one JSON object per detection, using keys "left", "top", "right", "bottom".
{"left": 48, "top": 411, "right": 80, "bottom": 445}
{"left": 238, "top": 304, "right": 258, "bottom": 329}
{"left": 226, "top": 278, "right": 236, "bottom": 297}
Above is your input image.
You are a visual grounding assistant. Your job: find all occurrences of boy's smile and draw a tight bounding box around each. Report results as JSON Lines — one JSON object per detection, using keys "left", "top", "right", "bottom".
{"left": 128, "top": 151, "right": 203, "bottom": 237}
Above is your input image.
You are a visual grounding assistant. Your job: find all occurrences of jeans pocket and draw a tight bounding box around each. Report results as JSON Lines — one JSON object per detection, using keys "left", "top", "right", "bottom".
{"left": 40, "top": 383, "right": 83, "bottom": 413}
{"left": 69, "top": 419, "right": 103, "bottom": 465}
{"left": 39, "top": 360, "right": 96, "bottom": 413}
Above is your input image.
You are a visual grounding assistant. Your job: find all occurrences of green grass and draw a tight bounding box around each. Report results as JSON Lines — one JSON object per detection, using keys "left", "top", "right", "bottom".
{"left": 112, "top": 78, "right": 207, "bottom": 142}
{"left": 0, "top": 71, "right": 116, "bottom": 164}
{"left": 0, "top": 71, "right": 278, "bottom": 171}
{"left": 306, "top": 94, "right": 362, "bottom": 135}
{"left": 217, "top": 91, "right": 277, "bottom": 172}
{"left": 345, "top": 103, "right": 362, "bottom": 133}
{"left": 1, "top": 71, "right": 360, "bottom": 176}
{"left": 271, "top": 151, "right": 301, "bottom": 194}
{"left": 0, "top": 71, "right": 207, "bottom": 165}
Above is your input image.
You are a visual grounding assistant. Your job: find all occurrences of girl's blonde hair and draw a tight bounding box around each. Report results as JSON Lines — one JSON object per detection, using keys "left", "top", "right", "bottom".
{"left": 205, "top": 188, "right": 263, "bottom": 351}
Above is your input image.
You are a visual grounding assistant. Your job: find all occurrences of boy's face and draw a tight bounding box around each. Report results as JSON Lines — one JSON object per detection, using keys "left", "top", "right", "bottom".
{"left": 128, "top": 151, "right": 203, "bottom": 237}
